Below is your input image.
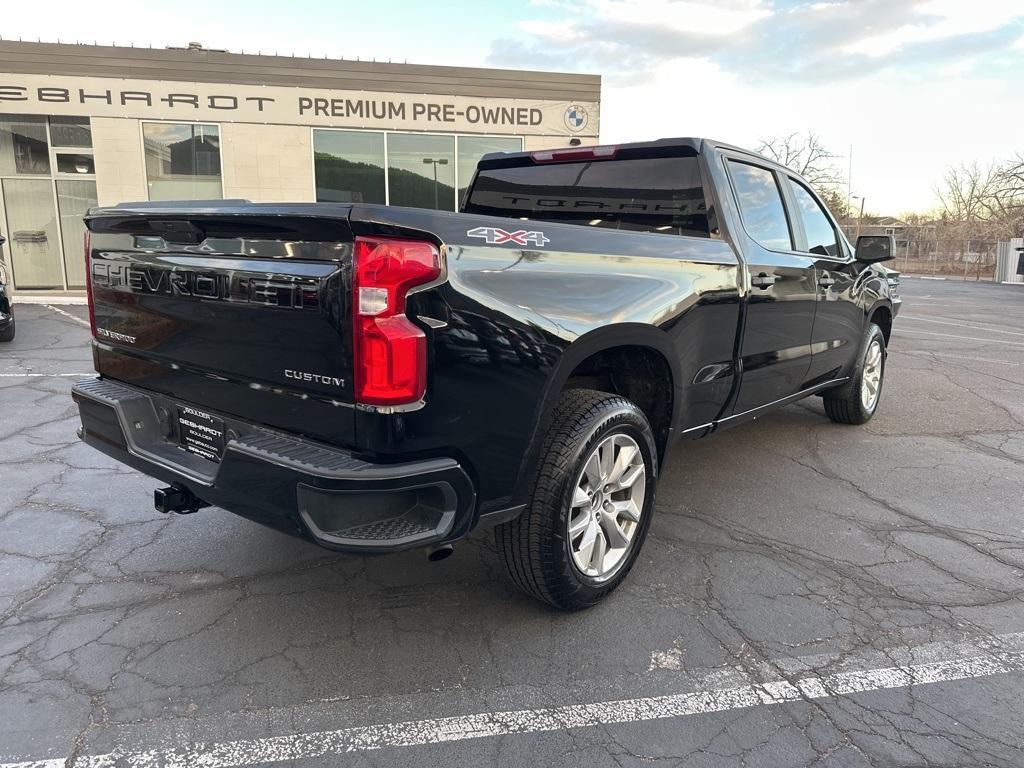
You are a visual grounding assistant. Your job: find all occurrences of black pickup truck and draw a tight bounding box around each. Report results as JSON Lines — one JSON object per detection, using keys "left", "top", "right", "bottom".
{"left": 73, "top": 138, "right": 900, "bottom": 609}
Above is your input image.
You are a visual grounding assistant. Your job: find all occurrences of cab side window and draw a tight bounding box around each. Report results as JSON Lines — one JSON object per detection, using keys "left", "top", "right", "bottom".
{"left": 788, "top": 179, "right": 839, "bottom": 257}
{"left": 727, "top": 160, "right": 793, "bottom": 251}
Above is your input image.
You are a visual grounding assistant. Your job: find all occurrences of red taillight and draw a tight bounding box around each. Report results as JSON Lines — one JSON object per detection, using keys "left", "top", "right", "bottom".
{"left": 530, "top": 145, "right": 618, "bottom": 164}
{"left": 353, "top": 236, "right": 440, "bottom": 405}
{"left": 83, "top": 230, "right": 97, "bottom": 338}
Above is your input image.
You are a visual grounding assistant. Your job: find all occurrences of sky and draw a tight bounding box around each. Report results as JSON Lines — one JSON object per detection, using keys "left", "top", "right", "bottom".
{"left": 2, "top": 0, "right": 1022, "bottom": 214}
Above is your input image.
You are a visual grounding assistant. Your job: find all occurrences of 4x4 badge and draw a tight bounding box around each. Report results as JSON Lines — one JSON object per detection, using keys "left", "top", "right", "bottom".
{"left": 467, "top": 226, "right": 550, "bottom": 247}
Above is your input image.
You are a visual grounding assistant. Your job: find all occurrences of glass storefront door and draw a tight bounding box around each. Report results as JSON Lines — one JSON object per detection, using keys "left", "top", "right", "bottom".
{"left": 0, "top": 114, "right": 97, "bottom": 291}
{"left": 56, "top": 180, "right": 97, "bottom": 288}
{"left": 1, "top": 178, "right": 63, "bottom": 289}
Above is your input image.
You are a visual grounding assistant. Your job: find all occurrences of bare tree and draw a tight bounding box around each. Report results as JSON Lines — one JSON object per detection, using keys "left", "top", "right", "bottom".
{"left": 990, "top": 155, "right": 1024, "bottom": 238}
{"left": 938, "top": 161, "right": 1024, "bottom": 241}
{"left": 756, "top": 132, "right": 848, "bottom": 217}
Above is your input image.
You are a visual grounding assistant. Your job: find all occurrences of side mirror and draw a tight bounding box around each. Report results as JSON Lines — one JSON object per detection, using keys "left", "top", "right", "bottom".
{"left": 855, "top": 235, "right": 894, "bottom": 263}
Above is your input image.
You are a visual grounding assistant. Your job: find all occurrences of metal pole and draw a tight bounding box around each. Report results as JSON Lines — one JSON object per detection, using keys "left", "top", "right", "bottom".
{"left": 432, "top": 162, "right": 438, "bottom": 210}
{"left": 846, "top": 144, "right": 853, "bottom": 214}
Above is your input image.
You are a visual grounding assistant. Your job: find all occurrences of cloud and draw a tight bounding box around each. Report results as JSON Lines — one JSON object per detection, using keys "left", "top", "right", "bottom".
{"left": 488, "top": 0, "right": 1024, "bottom": 85}
{"left": 490, "top": 0, "right": 1024, "bottom": 213}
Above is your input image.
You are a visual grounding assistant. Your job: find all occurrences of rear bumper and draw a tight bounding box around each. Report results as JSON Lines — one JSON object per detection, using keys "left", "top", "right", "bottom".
{"left": 72, "top": 377, "right": 476, "bottom": 553}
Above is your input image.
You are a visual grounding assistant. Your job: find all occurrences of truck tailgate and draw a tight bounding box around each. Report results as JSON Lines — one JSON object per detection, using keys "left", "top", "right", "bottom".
{"left": 85, "top": 206, "right": 357, "bottom": 448}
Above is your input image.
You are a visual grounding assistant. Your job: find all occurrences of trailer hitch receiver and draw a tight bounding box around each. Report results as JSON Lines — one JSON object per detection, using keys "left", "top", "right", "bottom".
{"left": 154, "top": 484, "right": 210, "bottom": 515}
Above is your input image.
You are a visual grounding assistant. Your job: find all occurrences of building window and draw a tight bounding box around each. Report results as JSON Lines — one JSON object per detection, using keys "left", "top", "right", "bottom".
{"left": 456, "top": 136, "right": 523, "bottom": 206}
{"left": 311, "top": 130, "right": 524, "bottom": 212}
{"left": 55, "top": 153, "right": 96, "bottom": 175}
{"left": 143, "top": 122, "right": 222, "bottom": 201}
{"left": 388, "top": 133, "right": 456, "bottom": 211}
{"left": 0, "top": 115, "right": 97, "bottom": 290}
{"left": 0, "top": 116, "right": 51, "bottom": 175}
{"left": 313, "top": 130, "right": 385, "bottom": 204}
{"left": 48, "top": 117, "right": 92, "bottom": 148}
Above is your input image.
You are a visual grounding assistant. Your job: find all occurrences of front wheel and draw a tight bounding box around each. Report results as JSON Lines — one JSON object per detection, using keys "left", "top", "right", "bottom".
{"left": 822, "top": 323, "right": 886, "bottom": 425}
{"left": 495, "top": 389, "right": 658, "bottom": 610}
{"left": 0, "top": 316, "right": 14, "bottom": 342}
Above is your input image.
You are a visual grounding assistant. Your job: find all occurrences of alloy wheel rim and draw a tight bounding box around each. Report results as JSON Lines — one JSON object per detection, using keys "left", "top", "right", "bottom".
{"left": 567, "top": 433, "right": 646, "bottom": 581}
{"left": 861, "top": 339, "right": 883, "bottom": 411}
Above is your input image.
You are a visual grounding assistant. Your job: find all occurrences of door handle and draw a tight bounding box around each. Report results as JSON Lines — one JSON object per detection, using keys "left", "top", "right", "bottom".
{"left": 818, "top": 276, "right": 836, "bottom": 288}
{"left": 751, "top": 273, "right": 776, "bottom": 289}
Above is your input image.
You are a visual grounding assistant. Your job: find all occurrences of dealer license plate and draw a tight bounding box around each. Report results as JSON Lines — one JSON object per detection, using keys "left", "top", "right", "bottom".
{"left": 176, "top": 406, "right": 226, "bottom": 462}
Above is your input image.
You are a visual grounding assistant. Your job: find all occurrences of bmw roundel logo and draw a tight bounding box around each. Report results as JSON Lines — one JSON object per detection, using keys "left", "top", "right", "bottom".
{"left": 564, "top": 104, "right": 588, "bottom": 132}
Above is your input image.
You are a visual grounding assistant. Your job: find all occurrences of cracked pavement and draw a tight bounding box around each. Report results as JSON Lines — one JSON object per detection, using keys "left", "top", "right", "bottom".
{"left": 1, "top": 278, "right": 1023, "bottom": 766}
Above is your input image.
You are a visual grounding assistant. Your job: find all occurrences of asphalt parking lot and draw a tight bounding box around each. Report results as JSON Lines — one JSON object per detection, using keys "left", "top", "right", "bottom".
{"left": 2, "top": 277, "right": 1023, "bottom": 767}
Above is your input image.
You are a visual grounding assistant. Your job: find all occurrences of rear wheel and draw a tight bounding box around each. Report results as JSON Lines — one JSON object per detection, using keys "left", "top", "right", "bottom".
{"left": 822, "top": 323, "right": 886, "bottom": 425}
{"left": 495, "top": 389, "right": 658, "bottom": 610}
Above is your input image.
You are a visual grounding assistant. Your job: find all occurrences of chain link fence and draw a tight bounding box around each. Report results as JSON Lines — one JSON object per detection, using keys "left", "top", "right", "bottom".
{"left": 890, "top": 240, "right": 998, "bottom": 280}
{"left": 840, "top": 225, "right": 999, "bottom": 279}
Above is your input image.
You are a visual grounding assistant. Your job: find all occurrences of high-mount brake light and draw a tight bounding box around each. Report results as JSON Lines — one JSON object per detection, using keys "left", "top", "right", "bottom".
{"left": 353, "top": 236, "right": 441, "bottom": 406}
{"left": 530, "top": 145, "right": 619, "bottom": 164}
{"left": 83, "top": 230, "right": 97, "bottom": 338}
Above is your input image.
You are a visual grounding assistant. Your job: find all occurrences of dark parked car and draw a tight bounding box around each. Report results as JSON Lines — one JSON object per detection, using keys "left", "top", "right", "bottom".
{"left": 0, "top": 233, "right": 14, "bottom": 343}
{"left": 73, "top": 138, "right": 900, "bottom": 609}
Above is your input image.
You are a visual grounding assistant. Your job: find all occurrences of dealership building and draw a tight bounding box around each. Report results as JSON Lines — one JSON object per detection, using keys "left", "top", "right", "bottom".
{"left": 0, "top": 40, "right": 600, "bottom": 293}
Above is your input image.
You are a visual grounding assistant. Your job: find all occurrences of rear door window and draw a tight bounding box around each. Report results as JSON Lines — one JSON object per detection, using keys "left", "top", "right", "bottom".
{"left": 463, "top": 155, "right": 710, "bottom": 238}
{"left": 727, "top": 160, "right": 793, "bottom": 251}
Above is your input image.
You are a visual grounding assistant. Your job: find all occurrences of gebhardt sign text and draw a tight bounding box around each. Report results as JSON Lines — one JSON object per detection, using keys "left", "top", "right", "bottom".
{"left": 0, "top": 74, "right": 598, "bottom": 136}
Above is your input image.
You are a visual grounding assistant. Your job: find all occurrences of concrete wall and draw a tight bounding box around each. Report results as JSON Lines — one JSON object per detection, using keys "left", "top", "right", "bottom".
{"left": 91, "top": 117, "right": 147, "bottom": 205}
{"left": 221, "top": 124, "right": 313, "bottom": 202}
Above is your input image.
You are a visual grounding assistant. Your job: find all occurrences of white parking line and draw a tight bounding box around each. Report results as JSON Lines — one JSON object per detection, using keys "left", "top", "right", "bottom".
{"left": 0, "top": 373, "right": 92, "bottom": 377}
{"left": 42, "top": 304, "right": 90, "bottom": 329}
{"left": 899, "top": 350, "right": 1023, "bottom": 367}
{"left": 894, "top": 328, "right": 1024, "bottom": 348}
{"left": 901, "top": 315, "right": 1024, "bottom": 338}
{"left": 3, "top": 632, "right": 1023, "bottom": 768}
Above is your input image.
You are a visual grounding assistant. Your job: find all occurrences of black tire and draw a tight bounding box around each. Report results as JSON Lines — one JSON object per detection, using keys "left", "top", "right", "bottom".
{"left": 822, "top": 323, "right": 886, "bottom": 425}
{"left": 0, "top": 316, "right": 13, "bottom": 343}
{"left": 495, "top": 389, "right": 658, "bottom": 610}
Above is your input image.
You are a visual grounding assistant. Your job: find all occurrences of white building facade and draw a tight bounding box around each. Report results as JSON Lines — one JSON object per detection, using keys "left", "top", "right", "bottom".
{"left": 0, "top": 41, "right": 600, "bottom": 292}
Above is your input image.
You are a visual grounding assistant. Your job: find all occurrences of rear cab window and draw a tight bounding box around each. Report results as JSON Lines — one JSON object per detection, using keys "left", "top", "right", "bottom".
{"left": 463, "top": 148, "right": 711, "bottom": 238}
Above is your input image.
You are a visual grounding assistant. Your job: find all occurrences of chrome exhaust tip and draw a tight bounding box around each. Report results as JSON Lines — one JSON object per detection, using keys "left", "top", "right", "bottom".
{"left": 427, "top": 544, "right": 454, "bottom": 562}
